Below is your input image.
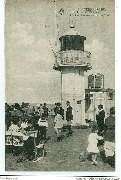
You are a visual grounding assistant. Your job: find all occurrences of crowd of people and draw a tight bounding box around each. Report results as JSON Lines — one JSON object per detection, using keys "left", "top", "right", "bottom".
{"left": 5, "top": 102, "right": 115, "bottom": 167}
{"left": 5, "top": 102, "right": 49, "bottom": 131}
{"left": 5, "top": 101, "right": 74, "bottom": 162}
{"left": 5, "top": 102, "right": 50, "bottom": 161}
{"left": 5, "top": 101, "right": 73, "bottom": 142}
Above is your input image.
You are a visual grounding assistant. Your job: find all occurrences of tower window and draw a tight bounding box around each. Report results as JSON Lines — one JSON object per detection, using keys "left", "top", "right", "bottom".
{"left": 77, "top": 100, "right": 81, "bottom": 104}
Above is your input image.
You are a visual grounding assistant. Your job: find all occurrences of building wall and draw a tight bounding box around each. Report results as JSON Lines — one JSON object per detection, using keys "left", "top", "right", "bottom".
{"left": 61, "top": 67, "right": 86, "bottom": 125}
{"left": 85, "top": 91, "right": 115, "bottom": 121}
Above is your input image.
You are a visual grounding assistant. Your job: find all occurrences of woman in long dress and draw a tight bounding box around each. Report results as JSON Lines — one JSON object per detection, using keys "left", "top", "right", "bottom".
{"left": 54, "top": 102, "right": 64, "bottom": 142}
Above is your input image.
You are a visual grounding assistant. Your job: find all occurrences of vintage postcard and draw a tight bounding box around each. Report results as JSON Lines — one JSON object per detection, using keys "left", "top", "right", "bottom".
{"left": 1, "top": 0, "right": 121, "bottom": 177}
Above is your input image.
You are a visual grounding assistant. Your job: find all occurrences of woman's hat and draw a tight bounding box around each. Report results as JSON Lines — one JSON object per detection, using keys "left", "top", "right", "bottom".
{"left": 57, "top": 102, "right": 61, "bottom": 106}
{"left": 98, "top": 104, "right": 103, "bottom": 109}
{"left": 66, "top": 101, "right": 70, "bottom": 104}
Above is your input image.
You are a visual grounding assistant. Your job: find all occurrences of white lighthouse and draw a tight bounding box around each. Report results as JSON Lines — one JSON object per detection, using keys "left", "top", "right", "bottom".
{"left": 53, "top": 26, "right": 92, "bottom": 125}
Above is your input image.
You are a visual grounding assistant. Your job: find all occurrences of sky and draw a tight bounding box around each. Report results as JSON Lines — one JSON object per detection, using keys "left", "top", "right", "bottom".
{"left": 5, "top": 0, "right": 115, "bottom": 103}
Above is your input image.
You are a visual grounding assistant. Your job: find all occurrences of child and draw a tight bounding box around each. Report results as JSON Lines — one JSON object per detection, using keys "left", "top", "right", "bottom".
{"left": 87, "top": 125, "right": 103, "bottom": 165}
{"left": 79, "top": 125, "right": 103, "bottom": 165}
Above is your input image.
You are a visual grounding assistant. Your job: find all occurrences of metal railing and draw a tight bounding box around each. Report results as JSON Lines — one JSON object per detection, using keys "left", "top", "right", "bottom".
{"left": 55, "top": 50, "right": 91, "bottom": 66}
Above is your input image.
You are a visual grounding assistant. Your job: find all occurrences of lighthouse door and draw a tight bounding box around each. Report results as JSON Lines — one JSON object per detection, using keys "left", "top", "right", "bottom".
{"left": 75, "top": 100, "right": 82, "bottom": 124}
{"left": 74, "top": 99, "right": 86, "bottom": 125}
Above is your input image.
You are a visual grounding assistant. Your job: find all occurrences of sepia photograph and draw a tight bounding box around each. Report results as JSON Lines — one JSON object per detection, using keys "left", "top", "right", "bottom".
{"left": 5, "top": 0, "right": 115, "bottom": 172}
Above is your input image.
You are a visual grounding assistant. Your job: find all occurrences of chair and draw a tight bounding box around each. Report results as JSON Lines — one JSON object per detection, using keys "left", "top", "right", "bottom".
{"left": 5, "top": 131, "right": 24, "bottom": 155}
{"left": 36, "top": 143, "right": 45, "bottom": 157}
{"left": 5, "top": 131, "right": 12, "bottom": 146}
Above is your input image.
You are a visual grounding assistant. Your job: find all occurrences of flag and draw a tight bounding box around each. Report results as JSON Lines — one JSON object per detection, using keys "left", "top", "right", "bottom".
{"left": 59, "top": 8, "right": 64, "bottom": 15}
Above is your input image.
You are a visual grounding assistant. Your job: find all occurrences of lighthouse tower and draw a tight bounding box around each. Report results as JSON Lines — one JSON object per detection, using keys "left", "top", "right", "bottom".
{"left": 53, "top": 26, "right": 92, "bottom": 125}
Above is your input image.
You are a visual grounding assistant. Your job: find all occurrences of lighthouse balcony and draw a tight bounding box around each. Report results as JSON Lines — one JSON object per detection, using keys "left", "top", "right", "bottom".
{"left": 53, "top": 50, "right": 91, "bottom": 70}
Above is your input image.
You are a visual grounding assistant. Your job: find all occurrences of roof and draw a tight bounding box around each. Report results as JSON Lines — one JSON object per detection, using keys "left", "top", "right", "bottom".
{"left": 65, "top": 27, "right": 80, "bottom": 36}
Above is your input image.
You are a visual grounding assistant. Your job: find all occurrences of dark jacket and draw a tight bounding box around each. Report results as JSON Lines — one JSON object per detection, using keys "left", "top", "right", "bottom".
{"left": 43, "top": 106, "right": 48, "bottom": 118}
{"left": 66, "top": 106, "right": 73, "bottom": 121}
{"left": 96, "top": 109, "right": 105, "bottom": 127}
{"left": 104, "top": 115, "right": 115, "bottom": 142}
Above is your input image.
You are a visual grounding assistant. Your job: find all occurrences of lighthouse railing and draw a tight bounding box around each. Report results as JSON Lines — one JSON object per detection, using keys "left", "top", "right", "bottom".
{"left": 55, "top": 50, "right": 91, "bottom": 67}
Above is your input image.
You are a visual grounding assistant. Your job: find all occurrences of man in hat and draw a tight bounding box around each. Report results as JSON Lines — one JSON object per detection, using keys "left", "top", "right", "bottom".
{"left": 96, "top": 104, "right": 105, "bottom": 135}
{"left": 66, "top": 101, "right": 73, "bottom": 136}
{"left": 43, "top": 103, "right": 48, "bottom": 119}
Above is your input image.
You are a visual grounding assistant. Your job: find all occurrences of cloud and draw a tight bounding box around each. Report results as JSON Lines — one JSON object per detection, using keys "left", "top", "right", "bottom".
{"left": 85, "top": 38, "right": 114, "bottom": 89}
{"left": 6, "top": 22, "right": 60, "bottom": 77}
{"left": 10, "top": 22, "right": 34, "bottom": 46}
{"left": 6, "top": 36, "right": 57, "bottom": 77}
{"left": 85, "top": 39, "right": 112, "bottom": 71}
{"left": 6, "top": 71, "right": 61, "bottom": 103}
{"left": 85, "top": 39, "right": 109, "bottom": 57}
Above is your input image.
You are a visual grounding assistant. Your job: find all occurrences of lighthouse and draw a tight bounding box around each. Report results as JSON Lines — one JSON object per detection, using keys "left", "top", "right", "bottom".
{"left": 53, "top": 25, "right": 92, "bottom": 125}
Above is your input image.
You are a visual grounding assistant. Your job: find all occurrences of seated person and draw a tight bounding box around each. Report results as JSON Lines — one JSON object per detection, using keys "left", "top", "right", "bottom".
{"left": 8, "top": 118, "right": 35, "bottom": 161}
{"left": 8, "top": 118, "right": 20, "bottom": 132}
{"left": 17, "top": 135, "right": 36, "bottom": 162}
{"left": 8, "top": 118, "right": 21, "bottom": 155}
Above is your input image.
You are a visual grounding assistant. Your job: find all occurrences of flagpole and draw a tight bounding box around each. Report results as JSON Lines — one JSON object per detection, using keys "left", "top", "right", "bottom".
{"left": 54, "top": 0, "right": 58, "bottom": 47}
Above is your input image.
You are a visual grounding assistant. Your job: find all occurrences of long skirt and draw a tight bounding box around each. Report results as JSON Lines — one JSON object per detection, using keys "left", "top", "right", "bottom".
{"left": 54, "top": 114, "right": 63, "bottom": 138}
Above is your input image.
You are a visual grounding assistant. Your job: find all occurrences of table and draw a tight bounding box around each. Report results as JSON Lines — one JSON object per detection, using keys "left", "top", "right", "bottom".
{"left": 5, "top": 130, "right": 38, "bottom": 158}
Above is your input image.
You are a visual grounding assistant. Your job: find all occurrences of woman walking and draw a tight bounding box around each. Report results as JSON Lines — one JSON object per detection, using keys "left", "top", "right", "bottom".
{"left": 54, "top": 102, "right": 64, "bottom": 142}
